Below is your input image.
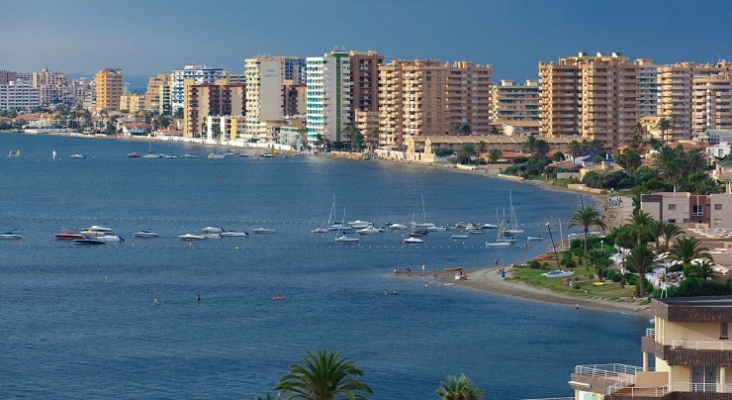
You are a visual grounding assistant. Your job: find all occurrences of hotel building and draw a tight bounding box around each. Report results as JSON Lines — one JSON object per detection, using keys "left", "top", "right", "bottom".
{"left": 539, "top": 52, "right": 638, "bottom": 150}
{"left": 570, "top": 297, "right": 732, "bottom": 399}
{"left": 170, "top": 64, "right": 223, "bottom": 115}
{"left": 306, "top": 51, "right": 352, "bottom": 146}
{"left": 93, "top": 68, "right": 123, "bottom": 111}
{"left": 378, "top": 59, "right": 492, "bottom": 150}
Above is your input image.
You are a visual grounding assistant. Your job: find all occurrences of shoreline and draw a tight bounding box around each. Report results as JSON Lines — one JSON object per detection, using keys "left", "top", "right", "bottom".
{"left": 18, "top": 131, "right": 642, "bottom": 314}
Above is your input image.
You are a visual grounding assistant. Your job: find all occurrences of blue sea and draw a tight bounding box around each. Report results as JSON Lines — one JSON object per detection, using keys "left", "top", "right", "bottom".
{"left": 0, "top": 134, "right": 647, "bottom": 399}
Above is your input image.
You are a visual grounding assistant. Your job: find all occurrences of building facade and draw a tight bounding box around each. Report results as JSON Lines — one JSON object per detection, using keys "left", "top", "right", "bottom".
{"left": 120, "top": 94, "right": 144, "bottom": 113}
{"left": 0, "top": 82, "right": 40, "bottom": 110}
{"left": 306, "top": 51, "right": 352, "bottom": 146}
{"left": 693, "top": 73, "right": 732, "bottom": 135}
{"left": 641, "top": 191, "right": 732, "bottom": 228}
{"left": 144, "top": 74, "right": 169, "bottom": 112}
{"left": 349, "top": 50, "right": 383, "bottom": 123}
{"left": 244, "top": 55, "right": 292, "bottom": 139}
{"left": 170, "top": 64, "right": 223, "bottom": 115}
{"left": 93, "top": 68, "right": 124, "bottom": 111}
{"left": 183, "top": 79, "right": 245, "bottom": 138}
{"left": 539, "top": 52, "right": 639, "bottom": 150}
{"left": 635, "top": 59, "right": 659, "bottom": 117}
{"left": 32, "top": 68, "right": 76, "bottom": 106}
{"left": 491, "top": 79, "right": 540, "bottom": 124}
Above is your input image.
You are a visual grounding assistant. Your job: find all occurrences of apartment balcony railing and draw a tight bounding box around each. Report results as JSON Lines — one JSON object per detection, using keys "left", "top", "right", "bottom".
{"left": 646, "top": 328, "right": 655, "bottom": 338}
{"left": 672, "top": 339, "right": 732, "bottom": 351}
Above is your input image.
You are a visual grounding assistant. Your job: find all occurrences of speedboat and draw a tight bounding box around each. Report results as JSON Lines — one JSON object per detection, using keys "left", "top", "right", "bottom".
{"left": 87, "top": 225, "right": 114, "bottom": 233}
{"left": 73, "top": 238, "right": 105, "bottom": 245}
{"left": 485, "top": 241, "right": 511, "bottom": 247}
{"left": 202, "top": 227, "right": 224, "bottom": 233}
{"left": 0, "top": 231, "right": 21, "bottom": 239}
{"left": 467, "top": 228, "right": 485, "bottom": 234}
{"left": 389, "top": 223, "right": 408, "bottom": 230}
{"left": 220, "top": 230, "right": 248, "bottom": 237}
{"left": 143, "top": 153, "right": 162, "bottom": 159}
{"left": 95, "top": 234, "right": 125, "bottom": 242}
{"left": 450, "top": 234, "right": 469, "bottom": 240}
{"left": 402, "top": 236, "right": 423, "bottom": 244}
{"left": 311, "top": 228, "right": 328, "bottom": 234}
{"left": 133, "top": 230, "right": 159, "bottom": 238}
{"left": 202, "top": 233, "right": 222, "bottom": 239}
{"left": 253, "top": 227, "right": 276, "bottom": 234}
{"left": 482, "top": 223, "right": 500, "bottom": 229}
{"left": 527, "top": 236, "right": 543, "bottom": 241}
{"left": 334, "top": 234, "right": 359, "bottom": 243}
{"left": 55, "top": 230, "right": 84, "bottom": 240}
{"left": 69, "top": 154, "right": 86, "bottom": 159}
{"left": 348, "top": 220, "right": 371, "bottom": 229}
{"left": 427, "top": 225, "right": 447, "bottom": 232}
{"left": 178, "top": 233, "right": 205, "bottom": 241}
{"left": 127, "top": 152, "right": 140, "bottom": 158}
{"left": 80, "top": 228, "right": 107, "bottom": 237}
{"left": 356, "top": 226, "right": 381, "bottom": 235}
{"left": 182, "top": 153, "right": 197, "bottom": 159}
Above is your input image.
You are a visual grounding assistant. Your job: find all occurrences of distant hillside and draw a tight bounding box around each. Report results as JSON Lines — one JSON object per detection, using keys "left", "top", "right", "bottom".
{"left": 67, "top": 73, "right": 151, "bottom": 94}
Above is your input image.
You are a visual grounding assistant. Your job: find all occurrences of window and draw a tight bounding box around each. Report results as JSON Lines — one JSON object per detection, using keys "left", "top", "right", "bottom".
{"left": 715, "top": 218, "right": 724, "bottom": 226}
{"left": 692, "top": 205, "right": 704, "bottom": 216}
{"left": 668, "top": 219, "right": 676, "bottom": 223}
{"left": 668, "top": 204, "right": 676, "bottom": 211}
{"left": 722, "top": 322, "right": 729, "bottom": 340}
{"left": 715, "top": 204, "right": 723, "bottom": 210}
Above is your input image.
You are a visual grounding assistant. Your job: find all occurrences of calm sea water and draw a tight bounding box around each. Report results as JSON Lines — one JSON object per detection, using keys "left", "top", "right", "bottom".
{"left": 0, "top": 134, "right": 647, "bottom": 399}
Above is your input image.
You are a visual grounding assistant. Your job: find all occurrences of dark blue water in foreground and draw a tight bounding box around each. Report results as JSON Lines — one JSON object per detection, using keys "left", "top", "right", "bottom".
{"left": 0, "top": 134, "right": 646, "bottom": 399}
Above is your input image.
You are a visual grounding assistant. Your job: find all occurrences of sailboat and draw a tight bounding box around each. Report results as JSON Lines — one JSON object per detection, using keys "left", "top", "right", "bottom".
{"left": 143, "top": 140, "right": 160, "bottom": 158}
{"left": 325, "top": 195, "right": 346, "bottom": 231}
{"left": 334, "top": 208, "right": 359, "bottom": 243}
{"left": 412, "top": 194, "right": 435, "bottom": 228}
{"left": 312, "top": 196, "right": 333, "bottom": 234}
{"left": 504, "top": 190, "right": 524, "bottom": 234}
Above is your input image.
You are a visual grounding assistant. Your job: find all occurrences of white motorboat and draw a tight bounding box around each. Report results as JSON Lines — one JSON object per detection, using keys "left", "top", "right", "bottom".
{"left": 133, "top": 229, "right": 159, "bottom": 238}
{"left": 335, "top": 235, "right": 359, "bottom": 243}
{"left": 220, "top": 230, "right": 248, "bottom": 237}
{"left": 450, "top": 234, "right": 469, "bottom": 240}
{"left": 311, "top": 228, "right": 328, "bottom": 234}
{"left": 542, "top": 270, "right": 575, "bottom": 278}
{"left": 69, "top": 154, "right": 86, "bottom": 159}
{"left": 527, "top": 236, "right": 543, "bottom": 241}
{"left": 357, "top": 226, "right": 381, "bottom": 235}
{"left": 95, "top": 234, "right": 125, "bottom": 242}
{"left": 178, "top": 233, "right": 205, "bottom": 241}
{"left": 348, "top": 220, "right": 371, "bottom": 229}
{"left": 80, "top": 228, "right": 107, "bottom": 238}
{"left": 389, "top": 223, "right": 408, "bottom": 230}
{"left": 454, "top": 222, "right": 469, "bottom": 228}
{"left": 202, "top": 233, "right": 222, "bottom": 239}
{"left": 253, "top": 227, "right": 276, "bottom": 234}
{"left": 482, "top": 223, "right": 500, "bottom": 229}
{"left": 202, "top": 227, "right": 224, "bottom": 233}
{"left": 485, "top": 241, "right": 511, "bottom": 247}
{"left": 467, "top": 228, "right": 485, "bottom": 234}
{"left": 427, "top": 225, "right": 447, "bottom": 232}
{"left": 403, "top": 236, "right": 424, "bottom": 244}
{"left": 88, "top": 225, "right": 114, "bottom": 233}
{"left": 0, "top": 231, "right": 22, "bottom": 239}
{"left": 182, "top": 154, "right": 197, "bottom": 159}
{"left": 73, "top": 238, "right": 105, "bottom": 245}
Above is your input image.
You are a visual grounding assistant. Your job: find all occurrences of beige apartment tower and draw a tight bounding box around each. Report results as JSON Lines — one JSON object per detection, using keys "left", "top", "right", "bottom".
{"left": 539, "top": 52, "right": 638, "bottom": 150}
{"left": 378, "top": 59, "right": 491, "bottom": 150}
{"left": 94, "top": 68, "right": 123, "bottom": 111}
{"left": 491, "top": 79, "right": 539, "bottom": 124}
{"left": 692, "top": 72, "right": 732, "bottom": 135}
{"left": 183, "top": 79, "right": 245, "bottom": 138}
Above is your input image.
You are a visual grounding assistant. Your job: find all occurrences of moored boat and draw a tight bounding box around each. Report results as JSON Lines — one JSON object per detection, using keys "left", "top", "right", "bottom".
{"left": 0, "top": 231, "right": 22, "bottom": 239}
{"left": 389, "top": 223, "right": 408, "bottom": 230}
{"left": 220, "top": 230, "right": 248, "bottom": 237}
{"left": 127, "top": 152, "right": 140, "bottom": 158}
{"left": 252, "top": 227, "right": 276, "bottom": 234}
{"left": 402, "top": 236, "right": 423, "bottom": 244}
{"left": 133, "top": 229, "right": 159, "bottom": 238}
{"left": 202, "top": 227, "right": 224, "bottom": 233}
{"left": 69, "top": 154, "right": 86, "bottom": 159}
{"left": 527, "top": 236, "right": 543, "bottom": 241}
{"left": 450, "top": 234, "right": 469, "bottom": 240}
{"left": 178, "top": 233, "right": 205, "bottom": 241}
{"left": 55, "top": 230, "right": 84, "bottom": 240}
{"left": 542, "top": 269, "right": 575, "bottom": 278}
{"left": 73, "top": 238, "right": 105, "bottom": 245}
{"left": 311, "top": 228, "right": 328, "bottom": 234}
{"left": 202, "top": 233, "right": 222, "bottom": 239}
{"left": 95, "top": 234, "right": 125, "bottom": 242}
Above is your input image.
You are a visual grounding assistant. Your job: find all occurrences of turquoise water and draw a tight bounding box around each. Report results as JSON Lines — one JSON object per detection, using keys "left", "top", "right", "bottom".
{"left": 0, "top": 134, "right": 646, "bottom": 399}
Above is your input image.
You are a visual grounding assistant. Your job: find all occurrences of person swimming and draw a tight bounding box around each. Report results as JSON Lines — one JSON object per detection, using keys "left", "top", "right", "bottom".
{"left": 153, "top": 297, "right": 161, "bottom": 305}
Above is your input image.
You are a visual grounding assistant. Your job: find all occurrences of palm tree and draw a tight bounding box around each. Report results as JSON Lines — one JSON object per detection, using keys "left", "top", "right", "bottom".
{"left": 275, "top": 349, "right": 373, "bottom": 400}
{"left": 568, "top": 206, "right": 607, "bottom": 269}
{"left": 656, "top": 117, "right": 671, "bottom": 145}
{"left": 588, "top": 246, "right": 614, "bottom": 282}
{"left": 255, "top": 393, "right": 278, "bottom": 400}
{"left": 625, "top": 243, "right": 655, "bottom": 297}
{"left": 659, "top": 222, "right": 682, "bottom": 253}
{"left": 668, "top": 236, "right": 713, "bottom": 268}
{"left": 460, "top": 123, "right": 471, "bottom": 136}
{"left": 628, "top": 209, "right": 654, "bottom": 246}
{"left": 685, "top": 260, "right": 717, "bottom": 281}
{"left": 568, "top": 140, "right": 581, "bottom": 165}
{"left": 488, "top": 148, "right": 501, "bottom": 164}
{"left": 436, "top": 374, "right": 482, "bottom": 400}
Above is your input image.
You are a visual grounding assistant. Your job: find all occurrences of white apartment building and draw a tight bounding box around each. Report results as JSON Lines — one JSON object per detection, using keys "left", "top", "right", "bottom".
{"left": 0, "top": 82, "right": 40, "bottom": 110}
{"left": 245, "top": 56, "right": 289, "bottom": 140}
{"left": 306, "top": 51, "right": 351, "bottom": 147}
{"left": 170, "top": 64, "right": 223, "bottom": 114}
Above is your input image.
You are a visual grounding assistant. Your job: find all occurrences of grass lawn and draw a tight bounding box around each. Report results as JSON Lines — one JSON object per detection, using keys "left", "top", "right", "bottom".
{"left": 508, "top": 266, "right": 635, "bottom": 299}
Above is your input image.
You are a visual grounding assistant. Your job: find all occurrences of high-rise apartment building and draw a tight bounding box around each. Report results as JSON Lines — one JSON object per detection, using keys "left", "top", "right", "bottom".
{"left": 32, "top": 68, "right": 76, "bottom": 106}
{"left": 0, "top": 70, "right": 16, "bottom": 85}
{"left": 378, "top": 59, "right": 492, "bottom": 150}
{"left": 144, "top": 74, "right": 168, "bottom": 112}
{"left": 283, "top": 80, "right": 306, "bottom": 116}
{"left": 93, "top": 68, "right": 124, "bottom": 111}
{"left": 635, "top": 59, "right": 659, "bottom": 117}
{"left": 539, "top": 52, "right": 638, "bottom": 149}
{"left": 491, "top": 79, "right": 540, "bottom": 124}
{"left": 349, "top": 50, "right": 383, "bottom": 121}
{"left": 120, "top": 94, "right": 144, "bottom": 113}
{"left": 183, "top": 79, "right": 245, "bottom": 138}
{"left": 0, "top": 82, "right": 39, "bottom": 110}
{"left": 658, "top": 62, "right": 732, "bottom": 141}
{"left": 692, "top": 72, "right": 732, "bottom": 134}
{"left": 170, "top": 64, "right": 223, "bottom": 115}
{"left": 306, "top": 51, "right": 352, "bottom": 146}
{"left": 245, "top": 56, "right": 288, "bottom": 138}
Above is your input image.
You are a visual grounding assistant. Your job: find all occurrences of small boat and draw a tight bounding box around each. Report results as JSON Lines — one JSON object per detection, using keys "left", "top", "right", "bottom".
{"left": 182, "top": 153, "right": 197, "bottom": 159}
{"left": 348, "top": 220, "right": 371, "bottom": 229}
{"left": 73, "top": 238, "right": 105, "bottom": 245}
{"left": 202, "top": 233, "right": 222, "bottom": 239}
{"left": 311, "top": 228, "right": 328, "bottom": 234}
{"left": 467, "top": 228, "right": 485, "bottom": 234}
{"left": 450, "top": 234, "right": 469, "bottom": 240}
{"left": 80, "top": 229, "right": 107, "bottom": 238}
{"left": 207, "top": 152, "right": 226, "bottom": 160}
{"left": 220, "top": 230, "right": 248, "bottom": 237}
{"left": 133, "top": 230, "right": 159, "bottom": 238}
{"left": 357, "top": 226, "right": 381, "bottom": 235}
{"left": 389, "top": 223, "right": 408, "bottom": 230}
{"left": 542, "top": 270, "right": 575, "bottom": 278}
{"left": 444, "top": 267, "right": 463, "bottom": 272}
{"left": 69, "top": 154, "right": 86, "bottom": 159}
{"left": 402, "top": 236, "right": 423, "bottom": 244}
{"left": 164, "top": 154, "right": 178, "bottom": 159}
{"left": 55, "top": 230, "right": 84, "bottom": 240}
{"left": 482, "top": 223, "right": 500, "bottom": 229}
{"left": 408, "top": 232, "right": 424, "bottom": 238}
{"left": 527, "top": 236, "right": 543, "bottom": 241}
{"left": 253, "top": 227, "right": 276, "bottom": 234}
{"left": 0, "top": 231, "right": 22, "bottom": 239}
{"left": 273, "top": 295, "right": 285, "bottom": 301}
{"left": 485, "top": 241, "right": 511, "bottom": 247}
{"left": 178, "top": 233, "right": 205, "bottom": 241}
{"left": 143, "top": 152, "right": 161, "bottom": 159}
{"left": 127, "top": 152, "right": 140, "bottom": 158}
{"left": 202, "top": 227, "right": 224, "bottom": 233}
{"left": 95, "top": 234, "right": 125, "bottom": 242}
{"left": 87, "top": 225, "right": 114, "bottom": 233}
{"left": 335, "top": 235, "right": 359, "bottom": 243}
{"left": 427, "top": 225, "right": 447, "bottom": 232}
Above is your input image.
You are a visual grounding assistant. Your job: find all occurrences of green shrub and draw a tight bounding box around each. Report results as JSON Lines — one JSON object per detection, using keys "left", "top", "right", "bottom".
{"left": 528, "top": 260, "right": 541, "bottom": 269}
{"left": 573, "top": 284, "right": 582, "bottom": 290}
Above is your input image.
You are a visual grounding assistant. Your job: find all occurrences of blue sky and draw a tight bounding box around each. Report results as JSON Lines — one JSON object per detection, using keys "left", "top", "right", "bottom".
{"left": 2, "top": 0, "right": 731, "bottom": 80}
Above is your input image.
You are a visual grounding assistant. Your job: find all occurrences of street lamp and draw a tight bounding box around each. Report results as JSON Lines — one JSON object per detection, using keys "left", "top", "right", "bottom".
{"left": 546, "top": 223, "right": 562, "bottom": 271}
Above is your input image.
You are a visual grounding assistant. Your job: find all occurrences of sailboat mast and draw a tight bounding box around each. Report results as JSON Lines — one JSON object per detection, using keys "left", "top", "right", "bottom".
{"left": 558, "top": 218, "right": 564, "bottom": 251}
{"left": 421, "top": 194, "right": 427, "bottom": 224}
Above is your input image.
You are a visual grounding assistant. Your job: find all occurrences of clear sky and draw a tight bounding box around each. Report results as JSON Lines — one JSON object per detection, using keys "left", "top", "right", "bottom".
{"left": 2, "top": 0, "right": 731, "bottom": 80}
